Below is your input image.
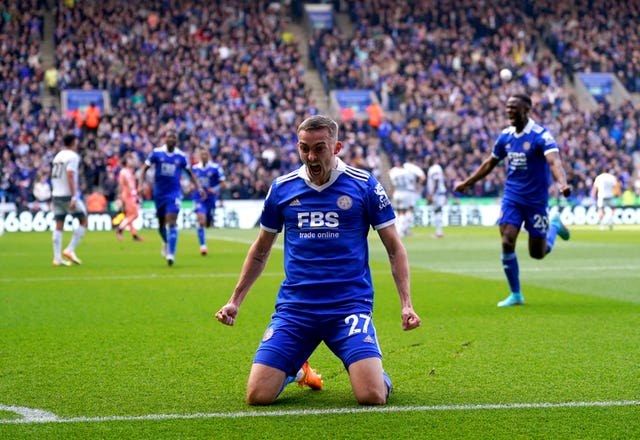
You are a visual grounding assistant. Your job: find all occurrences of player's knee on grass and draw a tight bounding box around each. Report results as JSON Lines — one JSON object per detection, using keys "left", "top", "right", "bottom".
{"left": 246, "top": 387, "right": 278, "bottom": 406}
{"left": 246, "top": 363, "right": 287, "bottom": 405}
{"left": 352, "top": 385, "right": 388, "bottom": 405}
{"left": 348, "top": 358, "right": 387, "bottom": 405}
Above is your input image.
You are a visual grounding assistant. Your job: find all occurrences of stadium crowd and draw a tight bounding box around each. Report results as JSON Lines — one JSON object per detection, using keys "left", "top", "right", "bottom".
{"left": 1, "top": 0, "right": 640, "bottom": 214}
{"left": 310, "top": 0, "right": 640, "bottom": 203}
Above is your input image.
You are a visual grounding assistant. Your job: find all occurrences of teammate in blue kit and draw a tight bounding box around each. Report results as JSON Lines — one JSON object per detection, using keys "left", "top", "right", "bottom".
{"left": 191, "top": 147, "right": 225, "bottom": 255}
{"left": 454, "top": 94, "right": 572, "bottom": 307}
{"left": 215, "top": 115, "right": 421, "bottom": 405}
{"left": 139, "top": 128, "right": 205, "bottom": 266}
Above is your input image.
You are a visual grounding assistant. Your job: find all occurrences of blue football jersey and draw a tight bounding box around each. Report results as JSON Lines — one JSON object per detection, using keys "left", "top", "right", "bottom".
{"left": 261, "top": 158, "right": 396, "bottom": 311}
{"left": 192, "top": 161, "right": 225, "bottom": 202}
{"left": 492, "top": 118, "right": 558, "bottom": 206}
{"left": 145, "top": 145, "right": 190, "bottom": 199}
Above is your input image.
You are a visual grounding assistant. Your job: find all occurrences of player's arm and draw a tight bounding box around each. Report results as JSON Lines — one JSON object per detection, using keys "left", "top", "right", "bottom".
{"left": 427, "top": 175, "right": 440, "bottom": 203}
{"left": 185, "top": 168, "right": 206, "bottom": 199}
{"left": 216, "top": 180, "right": 226, "bottom": 206}
{"left": 67, "top": 168, "right": 77, "bottom": 208}
{"left": 116, "top": 172, "right": 123, "bottom": 196}
{"left": 418, "top": 171, "right": 427, "bottom": 186}
{"left": 215, "top": 228, "right": 278, "bottom": 326}
{"left": 454, "top": 156, "right": 500, "bottom": 193}
{"left": 545, "top": 151, "right": 571, "bottom": 197}
{"left": 377, "top": 225, "right": 421, "bottom": 331}
{"left": 137, "top": 163, "right": 150, "bottom": 195}
{"left": 590, "top": 180, "right": 598, "bottom": 201}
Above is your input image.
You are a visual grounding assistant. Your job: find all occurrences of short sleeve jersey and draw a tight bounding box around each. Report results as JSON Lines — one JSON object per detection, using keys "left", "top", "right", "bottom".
{"left": 192, "top": 161, "right": 225, "bottom": 202}
{"left": 492, "top": 118, "right": 558, "bottom": 206}
{"left": 427, "top": 163, "right": 446, "bottom": 195}
{"left": 261, "top": 158, "right": 396, "bottom": 311}
{"left": 145, "top": 145, "right": 190, "bottom": 200}
{"left": 389, "top": 165, "right": 419, "bottom": 193}
{"left": 593, "top": 173, "right": 617, "bottom": 199}
{"left": 119, "top": 167, "right": 137, "bottom": 201}
{"left": 51, "top": 149, "right": 80, "bottom": 198}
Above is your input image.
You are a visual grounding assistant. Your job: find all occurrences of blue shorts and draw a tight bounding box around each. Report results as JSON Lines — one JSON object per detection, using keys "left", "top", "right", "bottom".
{"left": 195, "top": 198, "right": 216, "bottom": 220}
{"left": 253, "top": 305, "right": 383, "bottom": 376}
{"left": 499, "top": 199, "right": 549, "bottom": 238}
{"left": 154, "top": 195, "right": 181, "bottom": 218}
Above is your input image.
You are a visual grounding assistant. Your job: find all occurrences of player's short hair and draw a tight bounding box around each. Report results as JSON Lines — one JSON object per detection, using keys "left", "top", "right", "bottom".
{"left": 120, "top": 152, "right": 134, "bottom": 166}
{"left": 297, "top": 115, "right": 339, "bottom": 143}
{"left": 512, "top": 93, "right": 532, "bottom": 109}
{"left": 63, "top": 133, "right": 76, "bottom": 147}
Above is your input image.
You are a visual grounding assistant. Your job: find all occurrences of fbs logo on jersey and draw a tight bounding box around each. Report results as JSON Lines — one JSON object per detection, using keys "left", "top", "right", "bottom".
{"left": 297, "top": 211, "right": 339, "bottom": 229}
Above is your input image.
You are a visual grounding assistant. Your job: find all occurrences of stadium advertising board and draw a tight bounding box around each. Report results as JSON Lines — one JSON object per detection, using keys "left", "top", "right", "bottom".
{"left": 0, "top": 200, "right": 262, "bottom": 233}
{"left": 578, "top": 73, "right": 614, "bottom": 103}
{"left": 304, "top": 3, "right": 334, "bottom": 29}
{"left": 61, "top": 89, "right": 111, "bottom": 114}
{"left": 2, "top": 202, "right": 640, "bottom": 233}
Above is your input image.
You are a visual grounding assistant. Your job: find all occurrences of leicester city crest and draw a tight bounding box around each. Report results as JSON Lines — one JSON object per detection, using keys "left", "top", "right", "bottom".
{"left": 262, "top": 327, "right": 274, "bottom": 342}
{"left": 337, "top": 195, "right": 352, "bottom": 210}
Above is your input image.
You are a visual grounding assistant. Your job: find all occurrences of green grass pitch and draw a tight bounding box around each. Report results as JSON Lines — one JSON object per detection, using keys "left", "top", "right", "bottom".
{"left": 1, "top": 225, "right": 639, "bottom": 439}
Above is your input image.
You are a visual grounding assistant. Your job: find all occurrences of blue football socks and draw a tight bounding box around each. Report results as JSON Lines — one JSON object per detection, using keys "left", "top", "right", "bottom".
{"left": 197, "top": 226, "right": 206, "bottom": 246}
{"left": 168, "top": 226, "right": 178, "bottom": 256}
{"left": 502, "top": 251, "right": 520, "bottom": 294}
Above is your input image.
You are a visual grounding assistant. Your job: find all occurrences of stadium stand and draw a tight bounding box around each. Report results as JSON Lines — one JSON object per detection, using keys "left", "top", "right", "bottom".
{"left": 308, "top": 0, "right": 640, "bottom": 202}
{"left": 1, "top": 0, "right": 639, "bottom": 213}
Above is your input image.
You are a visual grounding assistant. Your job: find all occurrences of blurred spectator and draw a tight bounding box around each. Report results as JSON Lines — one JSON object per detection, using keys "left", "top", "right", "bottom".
{"left": 86, "top": 186, "right": 108, "bottom": 213}
{"left": 32, "top": 171, "right": 52, "bottom": 212}
{"left": 2, "top": 0, "right": 639, "bottom": 214}
{"left": 44, "top": 64, "right": 59, "bottom": 97}
{"left": 83, "top": 102, "right": 100, "bottom": 139}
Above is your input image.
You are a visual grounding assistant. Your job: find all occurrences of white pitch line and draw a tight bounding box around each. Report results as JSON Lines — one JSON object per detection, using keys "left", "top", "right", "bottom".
{"left": 1, "top": 400, "right": 639, "bottom": 425}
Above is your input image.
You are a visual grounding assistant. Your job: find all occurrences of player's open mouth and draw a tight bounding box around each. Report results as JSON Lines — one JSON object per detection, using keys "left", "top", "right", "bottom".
{"left": 308, "top": 164, "right": 321, "bottom": 175}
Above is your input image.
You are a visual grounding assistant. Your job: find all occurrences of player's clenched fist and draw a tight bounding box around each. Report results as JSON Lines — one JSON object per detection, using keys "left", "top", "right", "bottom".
{"left": 401, "top": 307, "right": 421, "bottom": 331}
{"left": 215, "top": 303, "right": 238, "bottom": 326}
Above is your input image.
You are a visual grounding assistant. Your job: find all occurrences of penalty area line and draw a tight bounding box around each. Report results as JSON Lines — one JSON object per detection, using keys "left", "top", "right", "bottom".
{"left": 1, "top": 400, "right": 639, "bottom": 425}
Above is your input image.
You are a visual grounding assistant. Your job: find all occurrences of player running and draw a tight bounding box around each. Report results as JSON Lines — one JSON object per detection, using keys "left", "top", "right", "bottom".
{"left": 191, "top": 147, "right": 225, "bottom": 255}
{"left": 139, "top": 128, "right": 205, "bottom": 266}
{"left": 455, "top": 93, "right": 571, "bottom": 307}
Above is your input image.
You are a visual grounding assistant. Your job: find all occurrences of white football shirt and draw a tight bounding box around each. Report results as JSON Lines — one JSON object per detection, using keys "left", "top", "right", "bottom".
{"left": 593, "top": 173, "right": 617, "bottom": 200}
{"left": 427, "top": 163, "right": 446, "bottom": 195}
{"left": 51, "top": 149, "right": 80, "bottom": 197}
